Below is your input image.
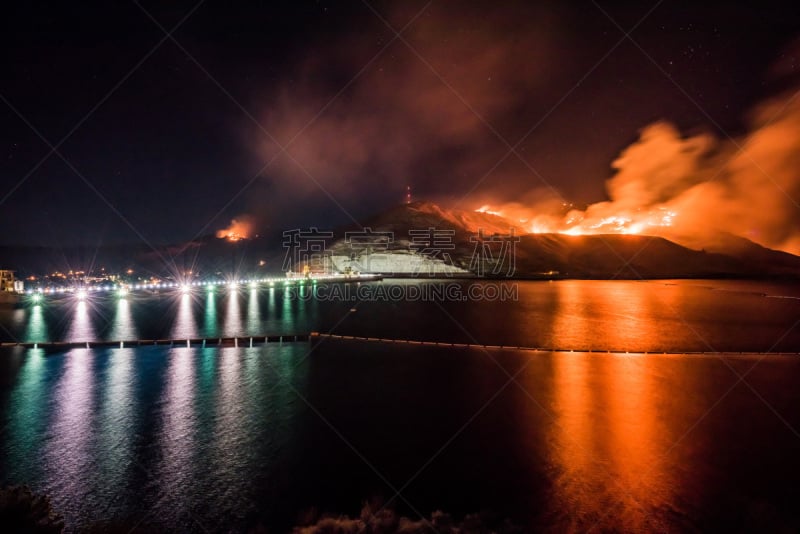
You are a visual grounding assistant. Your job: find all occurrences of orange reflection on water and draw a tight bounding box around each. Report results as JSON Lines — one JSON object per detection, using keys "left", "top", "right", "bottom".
{"left": 548, "top": 352, "right": 605, "bottom": 529}
{"left": 548, "top": 352, "right": 675, "bottom": 531}
{"left": 551, "top": 282, "right": 593, "bottom": 349}
{"left": 594, "top": 282, "right": 660, "bottom": 351}
{"left": 552, "top": 281, "right": 664, "bottom": 351}
{"left": 606, "top": 355, "right": 674, "bottom": 529}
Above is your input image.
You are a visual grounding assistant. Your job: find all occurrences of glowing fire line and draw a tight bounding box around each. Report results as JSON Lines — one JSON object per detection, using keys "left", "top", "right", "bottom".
{"left": 475, "top": 205, "right": 676, "bottom": 236}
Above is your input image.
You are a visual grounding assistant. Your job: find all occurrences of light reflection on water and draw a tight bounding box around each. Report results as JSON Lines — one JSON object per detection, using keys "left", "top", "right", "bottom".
{"left": 66, "top": 301, "right": 95, "bottom": 342}
{"left": 156, "top": 349, "right": 197, "bottom": 513}
{"left": 247, "top": 288, "right": 261, "bottom": 333}
{"left": 551, "top": 281, "right": 592, "bottom": 348}
{"left": 0, "top": 345, "right": 308, "bottom": 531}
{"left": 223, "top": 290, "right": 243, "bottom": 337}
{"left": 2, "top": 280, "right": 799, "bottom": 352}
{"left": 211, "top": 348, "right": 247, "bottom": 509}
{"left": 550, "top": 281, "right": 664, "bottom": 351}
{"left": 4, "top": 349, "right": 49, "bottom": 483}
{"left": 171, "top": 294, "right": 198, "bottom": 340}
{"left": 548, "top": 353, "right": 679, "bottom": 531}
{"left": 0, "top": 343, "right": 798, "bottom": 531}
{"left": 97, "top": 348, "right": 136, "bottom": 510}
{"left": 110, "top": 297, "right": 136, "bottom": 341}
{"left": 0, "top": 280, "right": 799, "bottom": 531}
{"left": 25, "top": 304, "right": 48, "bottom": 342}
{"left": 202, "top": 291, "right": 217, "bottom": 337}
{"left": 44, "top": 349, "right": 95, "bottom": 517}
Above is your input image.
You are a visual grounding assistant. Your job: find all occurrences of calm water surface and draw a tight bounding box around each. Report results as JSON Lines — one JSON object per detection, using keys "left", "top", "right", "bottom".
{"left": 1, "top": 280, "right": 799, "bottom": 531}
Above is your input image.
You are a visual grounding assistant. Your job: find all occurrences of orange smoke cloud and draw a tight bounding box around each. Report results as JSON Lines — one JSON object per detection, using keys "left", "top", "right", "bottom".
{"left": 247, "top": 2, "right": 558, "bottom": 205}
{"left": 243, "top": 4, "right": 799, "bottom": 255}
{"left": 477, "top": 87, "right": 800, "bottom": 255}
{"left": 216, "top": 216, "right": 253, "bottom": 241}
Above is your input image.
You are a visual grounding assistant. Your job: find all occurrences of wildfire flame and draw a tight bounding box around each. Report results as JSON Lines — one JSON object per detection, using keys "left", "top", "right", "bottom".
{"left": 475, "top": 205, "right": 504, "bottom": 217}
{"left": 474, "top": 205, "right": 677, "bottom": 237}
{"left": 470, "top": 82, "right": 800, "bottom": 257}
{"left": 216, "top": 217, "right": 253, "bottom": 242}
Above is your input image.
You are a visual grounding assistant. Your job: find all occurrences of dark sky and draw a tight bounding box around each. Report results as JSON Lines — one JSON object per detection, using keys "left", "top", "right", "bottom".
{"left": 1, "top": 0, "right": 799, "bottom": 246}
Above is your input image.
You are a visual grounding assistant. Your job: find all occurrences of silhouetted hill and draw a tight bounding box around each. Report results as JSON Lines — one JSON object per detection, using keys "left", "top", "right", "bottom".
{"left": 2, "top": 202, "right": 799, "bottom": 279}
{"left": 332, "top": 202, "right": 800, "bottom": 278}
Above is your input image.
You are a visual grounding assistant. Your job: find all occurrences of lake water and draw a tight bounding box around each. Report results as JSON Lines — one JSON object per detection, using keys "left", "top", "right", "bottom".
{"left": 1, "top": 280, "right": 799, "bottom": 531}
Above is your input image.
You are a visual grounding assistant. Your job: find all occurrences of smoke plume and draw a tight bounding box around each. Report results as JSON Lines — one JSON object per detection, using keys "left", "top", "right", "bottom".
{"left": 240, "top": 3, "right": 800, "bottom": 255}
{"left": 247, "top": 2, "right": 560, "bottom": 214}
{"left": 479, "top": 86, "right": 800, "bottom": 255}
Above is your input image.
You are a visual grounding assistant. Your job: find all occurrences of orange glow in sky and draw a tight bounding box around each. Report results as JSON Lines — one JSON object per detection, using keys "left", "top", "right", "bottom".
{"left": 216, "top": 217, "right": 253, "bottom": 242}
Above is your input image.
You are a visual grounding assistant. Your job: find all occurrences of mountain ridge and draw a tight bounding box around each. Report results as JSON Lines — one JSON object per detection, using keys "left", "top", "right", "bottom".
{"left": 2, "top": 201, "right": 799, "bottom": 279}
{"left": 331, "top": 201, "right": 800, "bottom": 278}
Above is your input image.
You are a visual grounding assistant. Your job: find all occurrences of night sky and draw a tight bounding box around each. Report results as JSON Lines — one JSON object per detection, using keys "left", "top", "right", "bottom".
{"left": 2, "top": 0, "right": 799, "bottom": 247}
